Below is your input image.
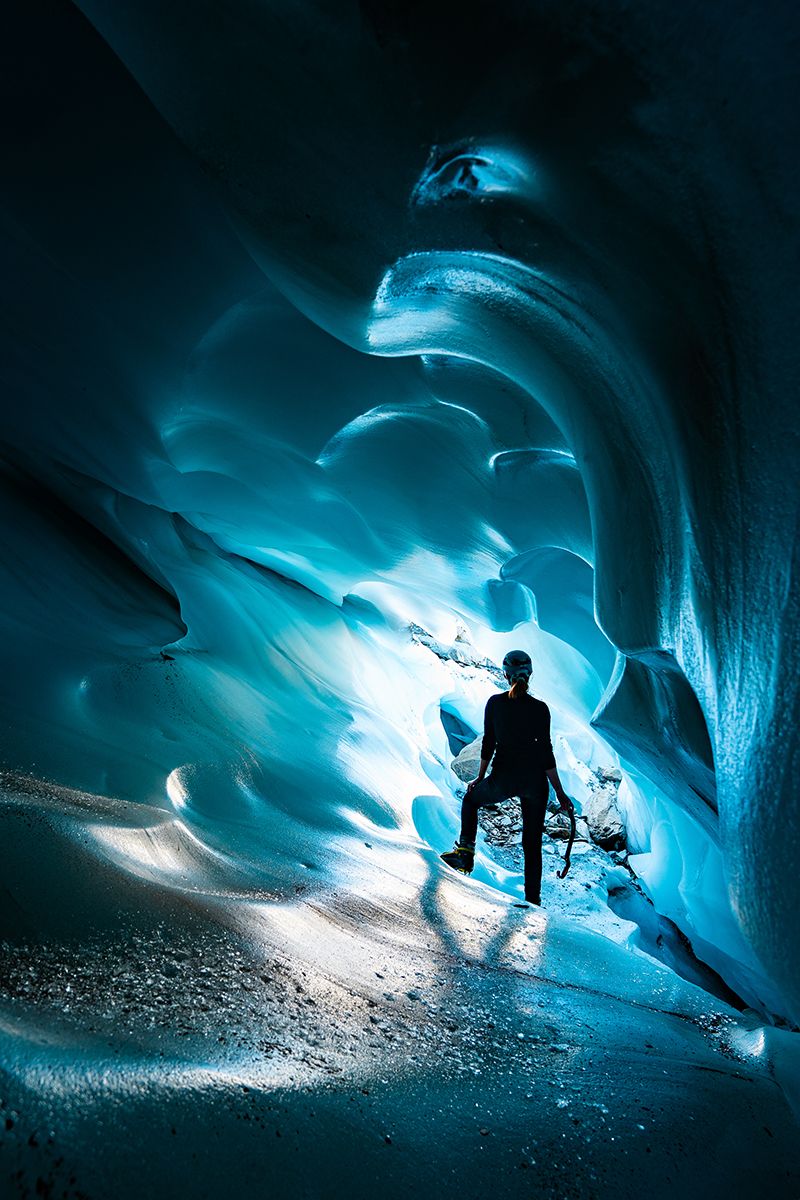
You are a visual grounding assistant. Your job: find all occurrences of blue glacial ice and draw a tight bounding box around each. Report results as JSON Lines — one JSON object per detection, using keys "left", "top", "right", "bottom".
{"left": 1, "top": 0, "right": 799, "bottom": 1195}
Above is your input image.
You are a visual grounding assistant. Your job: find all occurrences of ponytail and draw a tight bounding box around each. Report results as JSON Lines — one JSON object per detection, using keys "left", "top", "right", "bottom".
{"left": 502, "top": 649, "right": 533, "bottom": 699}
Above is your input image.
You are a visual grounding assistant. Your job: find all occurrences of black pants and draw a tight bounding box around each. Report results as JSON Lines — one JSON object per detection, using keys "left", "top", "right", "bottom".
{"left": 459, "top": 772, "right": 549, "bottom": 901}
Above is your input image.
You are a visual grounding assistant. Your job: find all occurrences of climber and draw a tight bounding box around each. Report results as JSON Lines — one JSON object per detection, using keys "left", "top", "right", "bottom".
{"left": 440, "top": 649, "right": 574, "bottom": 905}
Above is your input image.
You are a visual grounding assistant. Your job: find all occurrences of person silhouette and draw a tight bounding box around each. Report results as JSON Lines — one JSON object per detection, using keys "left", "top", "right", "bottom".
{"left": 440, "top": 649, "right": 574, "bottom": 905}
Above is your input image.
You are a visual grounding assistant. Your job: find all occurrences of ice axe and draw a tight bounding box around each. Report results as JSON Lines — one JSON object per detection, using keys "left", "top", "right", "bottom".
{"left": 557, "top": 804, "right": 576, "bottom": 879}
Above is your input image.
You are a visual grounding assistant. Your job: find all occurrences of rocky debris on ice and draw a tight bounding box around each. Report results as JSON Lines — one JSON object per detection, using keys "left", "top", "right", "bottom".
{"left": 472, "top": 800, "right": 591, "bottom": 848}
{"left": 479, "top": 802, "right": 526, "bottom": 846}
{"left": 543, "top": 808, "right": 588, "bottom": 841}
{"left": 408, "top": 623, "right": 506, "bottom": 683}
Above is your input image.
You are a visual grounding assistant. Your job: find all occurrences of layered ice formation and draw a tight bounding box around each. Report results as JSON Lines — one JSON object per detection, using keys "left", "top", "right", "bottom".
{"left": 2, "top": 0, "right": 799, "bottom": 1194}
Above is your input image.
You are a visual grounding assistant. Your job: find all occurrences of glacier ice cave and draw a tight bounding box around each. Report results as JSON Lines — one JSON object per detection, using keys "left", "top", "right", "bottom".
{"left": 1, "top": 1, "right": 799, "bottom": 1196}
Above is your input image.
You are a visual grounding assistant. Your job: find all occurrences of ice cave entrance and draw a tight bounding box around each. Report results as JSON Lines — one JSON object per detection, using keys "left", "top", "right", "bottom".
{"left": 393, "top": 565, "right": 751, "bottom": 1015}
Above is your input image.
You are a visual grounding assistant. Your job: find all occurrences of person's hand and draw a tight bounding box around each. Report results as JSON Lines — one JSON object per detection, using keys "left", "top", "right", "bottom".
{"left": 466, "top": 777, "right": 481, "bottom": 795}
{"left": 557, "top": 792, "right": 574, "bottom": 814}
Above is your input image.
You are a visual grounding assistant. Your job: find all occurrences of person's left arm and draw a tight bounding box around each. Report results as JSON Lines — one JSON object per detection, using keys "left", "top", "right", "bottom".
{"left": 546, "top": 765, "right": 574, "bottom": 812}
{"left": 541, "top": 704, "right": 574, "bottom": 813}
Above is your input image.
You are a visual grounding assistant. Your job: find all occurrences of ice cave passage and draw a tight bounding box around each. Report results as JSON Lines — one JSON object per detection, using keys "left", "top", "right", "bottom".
{"left": 1, "top": 1, "right": 799, "bottom": 1197}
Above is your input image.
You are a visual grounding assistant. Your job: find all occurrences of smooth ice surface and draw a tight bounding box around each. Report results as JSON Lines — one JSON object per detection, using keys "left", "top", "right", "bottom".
{"left": 1, "top": 0, "right": 799, "bottom": 1194}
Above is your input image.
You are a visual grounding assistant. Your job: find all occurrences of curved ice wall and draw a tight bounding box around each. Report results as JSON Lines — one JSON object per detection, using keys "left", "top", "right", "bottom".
{"left": 2, "top": 1, "right": 798, "bottom": 1019}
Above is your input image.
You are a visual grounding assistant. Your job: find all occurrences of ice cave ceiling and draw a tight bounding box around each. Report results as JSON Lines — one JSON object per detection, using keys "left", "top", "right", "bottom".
{"left": 2, "top": 0, "right": 799, "bottom": 1035}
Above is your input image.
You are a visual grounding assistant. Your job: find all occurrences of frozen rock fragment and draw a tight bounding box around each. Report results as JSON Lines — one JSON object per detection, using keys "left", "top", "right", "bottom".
{"left": 582, "top": 780, "right": 626, "bottom": 851}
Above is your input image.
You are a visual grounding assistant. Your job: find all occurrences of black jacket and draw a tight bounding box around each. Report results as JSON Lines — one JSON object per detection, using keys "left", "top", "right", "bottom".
{"left": 480, "top": 692, "right": 557, "bottom": 776}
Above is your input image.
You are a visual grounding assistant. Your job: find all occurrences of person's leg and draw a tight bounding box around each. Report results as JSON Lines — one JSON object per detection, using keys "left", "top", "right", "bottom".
{"left": 520, "top": 781, "right": 549, "bottom": 902}
{"left": 459, "top": 774, "right": 508, "bottom": 848}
